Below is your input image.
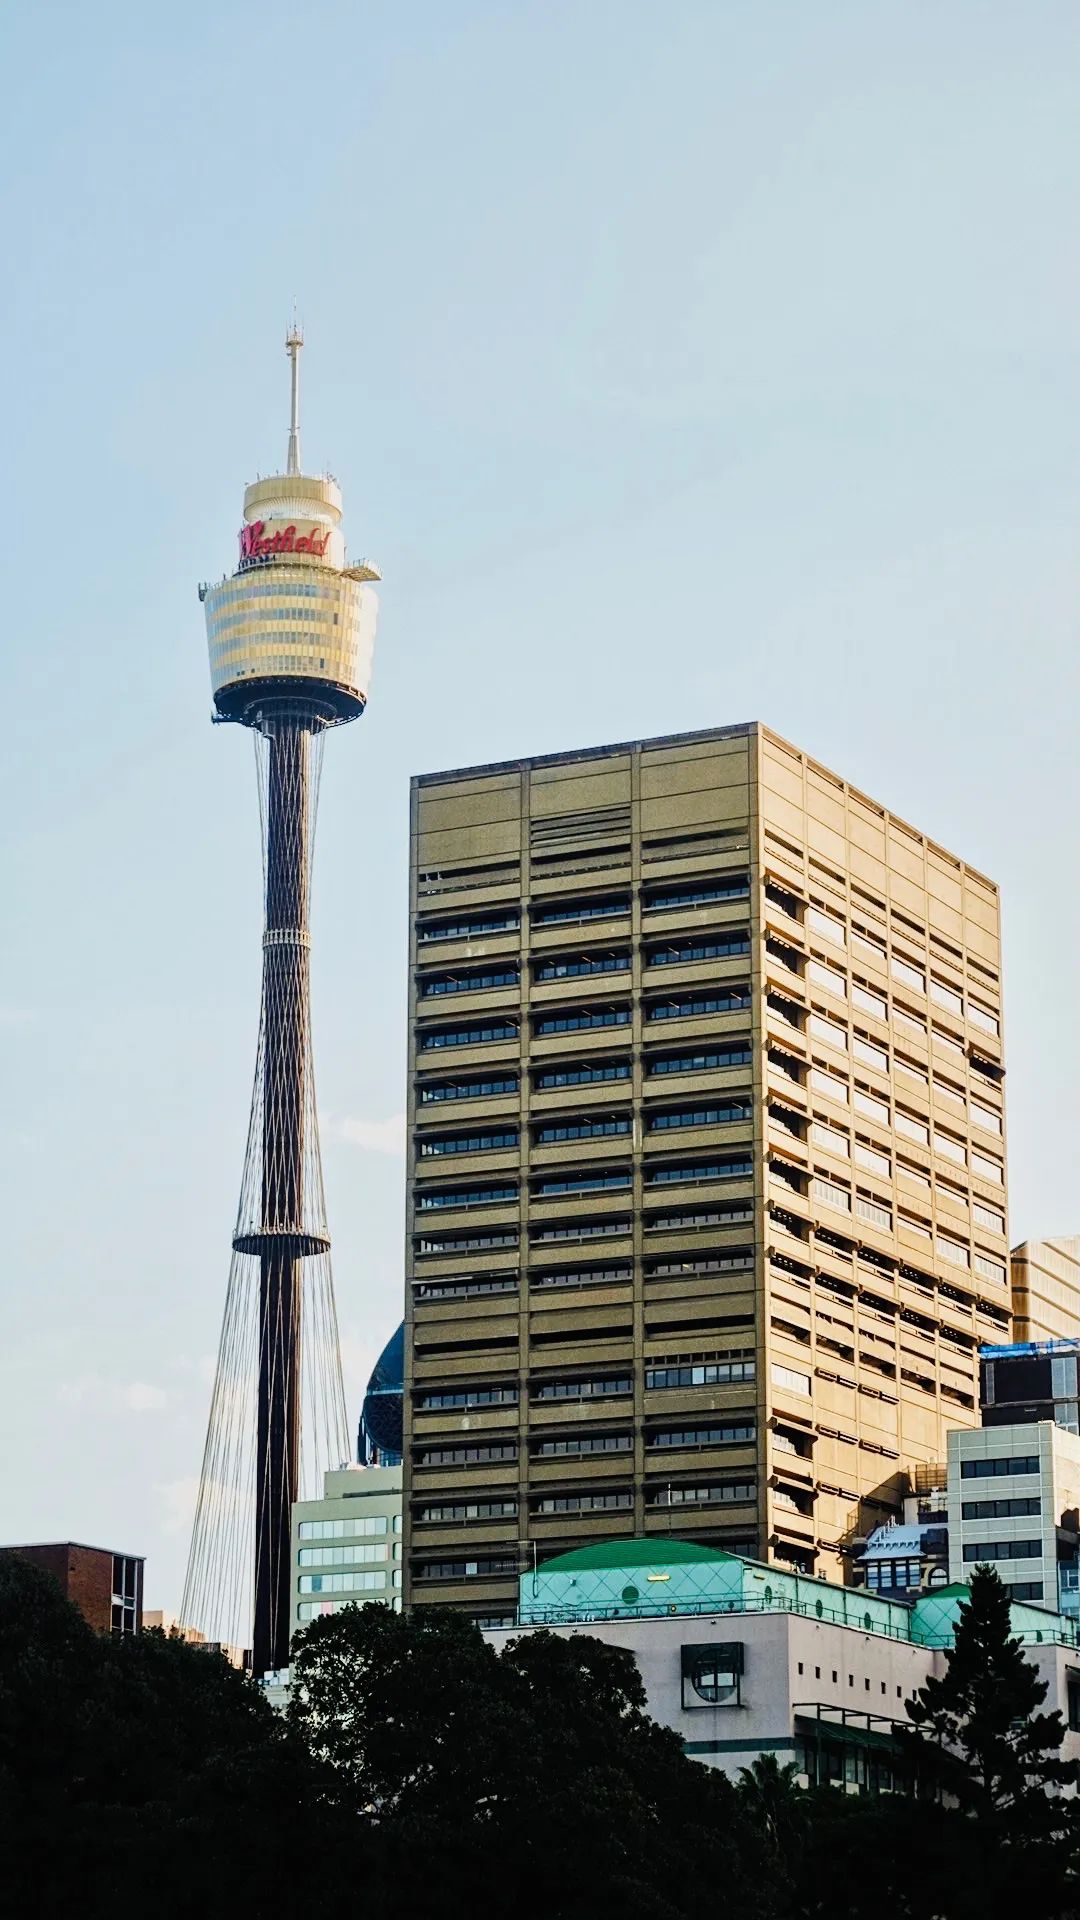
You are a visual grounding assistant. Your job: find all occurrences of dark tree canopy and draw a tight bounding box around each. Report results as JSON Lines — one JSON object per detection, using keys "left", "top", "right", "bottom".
{"left": 3, "top": 1568, "right": 1080, "bottom": 1920}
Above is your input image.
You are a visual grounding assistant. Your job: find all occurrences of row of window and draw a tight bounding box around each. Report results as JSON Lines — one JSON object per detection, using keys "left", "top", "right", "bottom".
{"left": 805, "top": 1067, "right": 1005, "bottom": 1185}
{"left": 802, "top": 1115, "right": 1007, "bottom": 1238}
{"left": 297, "top": 1543, "right": 394, "bottom": 1567}
{"left": 804, "top": 1010, "right": 1002, "bottom": 1133}
{"left": 413, "top": 1420, "right": 758, "bottom": 1467}
{"left": 419, "top": 1044, "right": 757, "bottom": 1106}
{"left": 959, "top": 1454, "right": 1039, "bottom": 1480}
{"left": 413, "top": 1244, "right": 755, "bottom": 1300}
{"left": 417, "top": 988, "right": 752, "bottom": 1050}
{"left": 413, "top": 1200, "right": 755, "bottom": 1258}
{"left": 960, "top": 1496, "right": 1040, "bottom": 1521}
{"left": 299, "top": 1570, "right": 400, "bottom": 1594}
{"left": 418, "top": 1097, "right": 754, "bottom": 1157}
{"left": 765, "top": 885, "right": 1001, "bottom": 1038}
{"left": 411, "top": 1480, "right": 760, "bottom": 1523}
{"left": 416, "top": 1358, "right": 755, "bottom": 1411}
{"left": 297, "top": 1515, "right": 397, "bottom": 1541}
{"left": 416, "top": 1154, "right": 755, "bottom": 1209}
{"left": 416, "top": 878, "right": 751, "bottom": 944}
{"left": 417, "top": 933, "right": 751, "bottom": 997}
{"left": 961, "top": 1539, "right": 1042, "bottom": 1563}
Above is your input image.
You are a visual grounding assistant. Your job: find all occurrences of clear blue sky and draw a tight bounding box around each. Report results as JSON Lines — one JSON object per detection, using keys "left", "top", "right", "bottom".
{"left": 1, "top": 1, "right": 1078, "bottom": 1613}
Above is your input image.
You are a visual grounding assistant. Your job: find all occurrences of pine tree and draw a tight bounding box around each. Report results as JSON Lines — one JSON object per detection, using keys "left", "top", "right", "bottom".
{"left": 904, "top": 1565, "right": 1079, "bottom": 1816}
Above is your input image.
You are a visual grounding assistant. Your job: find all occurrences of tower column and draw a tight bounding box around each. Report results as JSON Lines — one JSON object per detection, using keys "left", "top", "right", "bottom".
{"left": 252, "top": 715, "right": 312, "bottom": 1675}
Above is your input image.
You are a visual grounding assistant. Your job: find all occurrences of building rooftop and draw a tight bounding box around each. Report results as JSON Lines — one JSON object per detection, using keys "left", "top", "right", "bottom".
{"left": 541, "top": 1539, "right": 738, "bottom": 1572}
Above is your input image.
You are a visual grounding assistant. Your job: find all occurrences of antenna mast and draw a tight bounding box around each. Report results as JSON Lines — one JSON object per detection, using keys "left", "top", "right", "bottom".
{"left": 286, "top": 320, "right": 303, "bottom": 475}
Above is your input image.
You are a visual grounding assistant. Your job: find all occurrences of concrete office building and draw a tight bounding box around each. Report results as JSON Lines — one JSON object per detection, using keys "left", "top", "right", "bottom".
{"left": 489, "top": 1537, "right": 1080, "bottom": 1787}
{"left": 404, "top": 725, "right": 1011, "bottom": 1619}
{"left": 0, "top": 1542, "right": 143, "bottom": 1635}
{"left": 947, "top": 1421, "right": 1080, "bottom": 1614}
{"left": 1011, "top": 1238, "right": 1080, "bottom": 1345}
{"left": 288, "top": 1463, "right": 402, "bottom": 1647}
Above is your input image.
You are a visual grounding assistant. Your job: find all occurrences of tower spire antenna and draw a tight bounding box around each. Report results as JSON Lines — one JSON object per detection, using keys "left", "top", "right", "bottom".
{"left": 285, "top": 314, "right": 303, "bottom": 475}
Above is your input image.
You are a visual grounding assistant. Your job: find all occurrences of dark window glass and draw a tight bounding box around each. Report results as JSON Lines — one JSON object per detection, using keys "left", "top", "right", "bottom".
{"left": 646, "top": 935, "right": 750, "bottom": 967}
{"left": 644, "top": 878, "right": 750, "bottom": 911}
{"left": 534, "top": 952, "right": 630, "bottom": 981}
{"left": 419, "top": 1076, "right": 520, "bottom": 1103}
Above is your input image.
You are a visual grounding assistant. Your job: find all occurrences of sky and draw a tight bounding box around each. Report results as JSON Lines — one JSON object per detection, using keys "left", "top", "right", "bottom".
{"left": 1, "top": 0, "right": 1078, "bottom": 1613}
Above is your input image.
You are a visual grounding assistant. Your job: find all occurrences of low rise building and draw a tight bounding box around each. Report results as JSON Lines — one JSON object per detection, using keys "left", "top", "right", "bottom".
{"left": 289, "top": 1463, "right": 403, "bottom": 1644}
{"left": 0, "top": 1541, "right": 143, "bottom": 1636}
{"left": 488, "top": 1535, "right": 1080, "bottom": 1787}
{"left": 947, "top": 1420, "right": 1080, "bottom": 1615}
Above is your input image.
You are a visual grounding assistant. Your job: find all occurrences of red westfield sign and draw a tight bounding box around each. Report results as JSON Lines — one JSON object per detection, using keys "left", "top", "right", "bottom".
{"left": 239, "top": 520, "right": 331, "bottom": 563}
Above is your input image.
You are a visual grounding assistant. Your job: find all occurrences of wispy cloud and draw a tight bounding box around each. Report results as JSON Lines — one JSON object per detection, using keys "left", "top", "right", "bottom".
{"left": 325, "top": 1111, "right": 406, "bottom": 1156}
{"left": 58, "top": 1374, "right": 172, "bottom": 1415}
{"left": 124, "top": 1381, "right": 170, "bottom": 1413}
{"left": 156, "top": 1475, "right": 200, "bottom": 1535}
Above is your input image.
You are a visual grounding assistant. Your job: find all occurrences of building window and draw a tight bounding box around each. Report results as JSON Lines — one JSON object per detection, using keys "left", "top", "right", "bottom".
{"left": 962, "top": 1540, "right": 1042, "bottom": 1563}
{"left": 416, "top": 1385, "right": 518, "bottom": 1410}
{"left": 646, "top": 935, "right": 751, "bottom": 967}
{"left": 416, "top": 1183, "right": 518, "bottom": 1211}
{"left": 531, "top": 1168, "right": 631, "bottom": 1198}
{"left": 418, "top": 1129, "right": 519, "bottom": 1156}
{"left": 419, "top": 1021, "right": 518, "bottom": 1051}
{"left": 647, "top": 1249, "right": 754, "bottom": 1279}
{"left": 891, "top": 956, "right": 925, "bottom": 993}
{"left": 647, "top": 1481, "right": 755, "bottom": 1508}
{"left": 681, "top": 1641, "right": 744, "bottom": 1708}
{"left": 648, "top": 1101, "right": 753, "bottom": 1132}
{"left": 645, "top": 989, "right": 752, "bottom": 1022}
{"left": 299, "top": 1516, "right": 389, "bottom": 1541}
{"left": 959, "top": 1454, "right": 1040, "bottom": 1480}
{"left": 419, "top": 967, "right": 519, "bottom": 998}
{"left": 645, "top": 879, "right": 750, "bottom": 911}
{"left": 298, "top": 1544, "right": 389, "bottom": 1567}
{"left": 419, "top": 1075, "right": 520, "bottom": 1104}
{"left": 532, "top": 897, "right": 630, "bottom": 926}
{"left": 533, "top": 1433, "right": 633, "bottom": 1458}
{"left": 961, "top": 1497, "right": 1040, "bottom": 1521}
{"left": 534, "top": 951, "right": 631, "bottom": 981}
{"left": 530, "top": 1263, "right": 632, "bottom": 1290}
{"left": 533, "top": 1375, "right": 633, "bottom": 1401}
{"left": 971, "top": 1150, "right": 1004, "bottom": 1185}
{"left": 414, "top": 1558, "right": 519, "bottom": 1581}
{"left": 414, "top": 1500, "right": 518, "bottom": 1523}
{"left": 645, "top": 1156, "right": 753, "bottom": 1187}
{"left": 534, "top": 1489, "right": 633, "bottom": 1514}
{"left": 968, "top": 1001, "right": 1000, "bottom": 1037}
{"left": 535, "top": 1005, "right": 631, "bottom": 1035}
{"left": 647, "top": 1422, "right": 756, "bottom": 1450}
{"left": 771, "top": 1362, "right": 811, "bottom": 1397}
{"left": 530, "top": 1216, "right": 631, "bottom": 1244}
{"left": 418, "top": 912, "right": 520, "bottom": 942}
{"left": 535, "top": 1060, "right": 630, "bottom": 1089}
{"left": 973, "top": 1201, "right": 1005, "bottom": 1234}
{"left": 535, "top": 1114, "right": 631, "bottom": 1143}
{"left": 646, "top": 1045, "right": 753, "bottom": 1076}
{"left": 807, "top": 908, "right": 845, "bottom": 948}
{"left": 415, "top": 1442, "right": 518, "bottom": 1467}
{"left": 811, "top": 1177, "right": 851, "bottom": 1215}
{"left": 111, "top": 1556, "right": 140, "bottom": 1637}
{"left": 299, "top": 1571, "right": 390, "bottom": 1594}
{"left": 646, "top": 1359, "right": 755, "bottom": 1389}
{"left": 414, "top": 1228, "right": 519, "bottom": 1255}
{"left": 414, "top": 1274, "right": 519, "bottom": 1301}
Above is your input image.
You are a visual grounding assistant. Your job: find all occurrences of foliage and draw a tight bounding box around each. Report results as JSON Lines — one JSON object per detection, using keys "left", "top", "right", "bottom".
{"left": 4, "top": 1560, "right": 1080, "bottom": 1920}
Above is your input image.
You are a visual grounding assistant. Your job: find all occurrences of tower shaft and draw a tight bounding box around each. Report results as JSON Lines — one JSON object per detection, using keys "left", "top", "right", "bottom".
{"left": 252, "top": 717, "right": 312, "bottom": 1675}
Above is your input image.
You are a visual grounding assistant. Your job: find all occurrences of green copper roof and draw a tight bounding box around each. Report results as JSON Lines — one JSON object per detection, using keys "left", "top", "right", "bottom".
{"left": 540, "top": 1538, "right": 738, "bottom": 1572}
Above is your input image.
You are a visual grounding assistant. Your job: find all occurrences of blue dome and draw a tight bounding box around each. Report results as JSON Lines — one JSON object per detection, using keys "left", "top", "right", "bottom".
{"left": 357, "top": 1321, "right": 403, "bottom": 1465}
